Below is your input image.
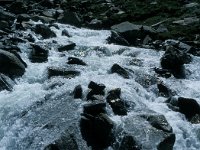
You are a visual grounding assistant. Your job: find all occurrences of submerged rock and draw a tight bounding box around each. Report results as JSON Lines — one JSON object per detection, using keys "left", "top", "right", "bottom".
{"left": 0, "top": 49, "right": 26, "bottom": 78}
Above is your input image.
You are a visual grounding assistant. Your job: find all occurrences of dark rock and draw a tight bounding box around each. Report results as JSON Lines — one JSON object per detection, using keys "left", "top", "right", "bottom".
{"left": 8, "top": 1, "right": 27, "bottom": 14}
{"left": 157, "top": 82, "right": 172, "bottom": 97}
{"left": 160, "top": 45, "right": 192, "bottom": 78}
{"left": 107, "top": 30, "right": 130, "bottom": 46}
{"left": 17, "top": 14, "right": 31, "bottom": 23}
{"left": 106, "top": 88, "right": 127, "bottom": 116}
{"left": 35, "top": 24, "right": 56, "bottom": 39}
{"left": 31, "top": 15, "right": 55, "bottom": 24}
{"left": 58, "top": 11, "right": 82, "bottom": 27}
{"left": 88, "top": 81, "right": 106, "bottom": 95}
{"left": 111, "top": 63, "right": 130, "bottom": 79}
{"left": 58, "top": 42, "right": 76, "bottom": 52}
{"left": 157, "top": 133, "right": 176, "bottom": 150}
{"left": 48, "top": 67, "right": 80, "bottom": 78}
{"left": 0, "top": 49, "right": 26, "bottom": 78}
{"left": 0, "top": 9, "right": 15, "bottom": 22}
{"left": 119, "top": 135, "right": 141, "bottom": 150}
{"left": 68, "top": 57, "right": 87, "bottom": 66}
{"left": 80, "top": 113, "right": 114, "bottom": 149}
{"left": 83, "top": 102, "right": 106, "bottom": 116}
{"left": 30, "top": 44, "right": 49, "bottom": 63}
{"left": 0, "top": 20, "right": 9, "bottom": 30}
{"left": 73, "top": 85, "right": 82, "bottom": 99}
{"left": 154, "top": 68, "right": 171, "bottom": 78}
{"left": 0, "top": 73, "right": 15, "bottom": 91}
{"left": 61, "top": 29, "right": 71, "bottom": 37}
{"left": 44, "top": 133, "right": 79, "bottom": 150}
{"left": 167, "top": 97, "right": 200, "bottom": 121}
{"left": 111, "top": 21, "right": 157, "bottom": 46}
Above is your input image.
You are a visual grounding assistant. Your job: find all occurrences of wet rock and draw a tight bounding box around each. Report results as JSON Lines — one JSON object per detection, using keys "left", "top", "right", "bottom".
{"left": 118, "top": 135, "right": 141, "bottom": 150}
{"left": 61, "top": 29, "right": 71, "bottom": 37}
{"left": 57, "top": 42, "right": 76, "bottom": 52}
{"left": 83, "top": 102, "right": 106, "bottom": 116}
{"left": 0, "top": 73, "right": 15, "bottom": 91}
{"left": 0, "top": 20, "right": 9, "bottom": 30}
{"left": 0, "top": 49, "right": 26, "bottom": 78}
{"left": 73, "top": 85, "right": 83, "bottom": 99}
{"left": 88, "top": 81, "right": 106, "bottom": 95}
{"left": 30, "top": 44, "right": 49, "bottom": 63}
{"left": 31, "top": 15, "right": 55, "bottom": 24}
{"left": 58, "top": 11, "right": 82, "bottom": 27}
{"left": 111, "top": 21, "right": 157, "bottom": 46}
{"left": 135, "top": 72, "right": 157, "bottom": 88}
{"left": 157, "top": 82, "right": 173, "bottom": 97}
{"left": 117, "top": 114, "right": 175, "bottom": 150}
{"left": 160, "top": 45, "right": 192, "bottom": 78}
{"left": 154, "top": 68, "right": 171, "bottom": 78}
{"left": 107, "top": 30, "right": 130, "bottom": 46}
{"left": 80, "top": 113, "right": 114, "bottom": 149}
{"left": 35, "top": 24, "right": 56, "bottom": 39}
{"left": 44, "top": 133, "right": 79, "bottom": 150}
{"left": 17, "top": 14, "right": 31, "bottom": 23}
{"left": 48, "top": 67, "right": 80, "bottom": 78}
{"left": 167, "top": 97, "right": 200, "bottom": 121}
{"left": 68, "top": 57, "right": 87, "bottom": 66}
{"left": 106, "top": 88, "right": 127, "bottom": 116}
{"left": 111, "top": 63, "right": 130, "bottom": 79}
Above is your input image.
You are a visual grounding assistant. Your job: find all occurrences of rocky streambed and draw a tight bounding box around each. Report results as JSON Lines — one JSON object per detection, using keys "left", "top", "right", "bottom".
{"left": 0, "top": 0, "right": 200, "bottom": 150}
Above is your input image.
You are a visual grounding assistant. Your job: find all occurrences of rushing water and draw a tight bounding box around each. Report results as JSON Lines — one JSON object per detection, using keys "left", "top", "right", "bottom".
{"left": 0, "top": 21, "right": 200, "bottom": 150}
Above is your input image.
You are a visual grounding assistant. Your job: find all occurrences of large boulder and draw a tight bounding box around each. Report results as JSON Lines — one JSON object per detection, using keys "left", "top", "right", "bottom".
{"left": 34, "top": 24, "right": 56, "bottom": 39}
{"left": 0, "top": 50, "right": 26, "bottom": 78}
{"left": 110, "top": 21, "right": 157, "bottom": 46}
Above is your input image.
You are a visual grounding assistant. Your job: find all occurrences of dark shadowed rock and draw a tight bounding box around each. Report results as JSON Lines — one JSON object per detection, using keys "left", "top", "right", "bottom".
{"left": 80, "top": 113, "right": 114, "bottom": 149}
{"left": 111, "top": 63, "right": 130, "bottom": 79}
{"left": 118, "top": 135, "right": 141, "bottom": 150}
{"left": 8, "top": 1, "right": 27, "bottom": 14}
{"left": 68, "top": 57, "right": 87, "bottom": 66}
{"left": 87, "top": 81, "right": 106, "bottom": 100}
{"left": 106, "top": 88, "right": 127, "bottom": 116}
{"left": 157, "top": 134, "right": 176, "bottom": 150}
{"left": 58, "top": 11, "right": 82, "bottom": 27}
{"left": 0, "top": 9, "right": 15, "bottom": 21}
{"left": 73, "top": 85, "right": 83, "bottom": 99}
{"left": 0, "top": 49, "right": 26, "bottom": 78}
{"left": 0, "top": 73, "right": 15, "bottom": 91}
{"left": 17, "top": 14, "right": 31, "bottom": 23}
{"left": 58, "top": 42, "right": 76, "bottom": 52}
{"left": 160, "top": 45, "right": 192, "bottom": 78}
{"left": 30, "top": 44, "right": 49, "bottom": 63}
{"left": 83, "top": 102, "right": 106, "bottom": 116}
{"left": 48, "top": 67, "right": 80, "bottom": 78}
{"left": 35, "top": 24, "right": 56, "bottom": 39}
{"left": 157, "top": 82, "right": 173, "bottom": 97}
{"left": 107, "top": 30, "right": 130, "bottom": 46}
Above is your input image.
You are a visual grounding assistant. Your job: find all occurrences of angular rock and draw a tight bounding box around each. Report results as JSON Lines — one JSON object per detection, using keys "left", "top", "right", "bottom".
{"left": 0, "top": 49, "right": 26, "bottom": 78}
{"left": 80, "top": 113, "right": 114, "bottom": 149}
{"left": 48, "top": 67, "right": 80, "bottom": 78}
{"left": 107, "top": 30, "right": 130, "bottom": 46}
{"left": 160, "top": 45, "right": 192, "bottom": 78}
{"left": 68, "top": 57, "right": 87, "bottom": 66}
{"left": 111, "top": 21, "right": 157, "bottom": 46}
{"left": 87, "top": 81, "right": 106, "bottom": 100}
{"left": 35, "top": 24, "right": 56, "bottom": 39}
{"left": 0, "top": 73, "right": 15, "bottom": 91}
{"left": 111, "top": 63, "right": 130, "bottom": 79}
{"left": 29, "top": 44, "right": 49, "bottom": 63}
{"left": 73, "top": 85, "right": 83, "bottom": 99}
{"left": 58, "top": 11, "right": 82, "bottom": 27}
{"left": 58, "top": 42, "right": 76, "bottom": 52}
{"left": 83, "top": 102, "right": 106, "bottom": 116}
{"left": 106, "top": 88, "right": 127, "bottom": 116}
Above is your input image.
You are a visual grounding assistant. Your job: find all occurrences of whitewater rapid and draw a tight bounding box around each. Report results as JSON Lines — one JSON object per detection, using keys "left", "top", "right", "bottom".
{"left": 0, "top": 22, "right": 200, "bottom": 150}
